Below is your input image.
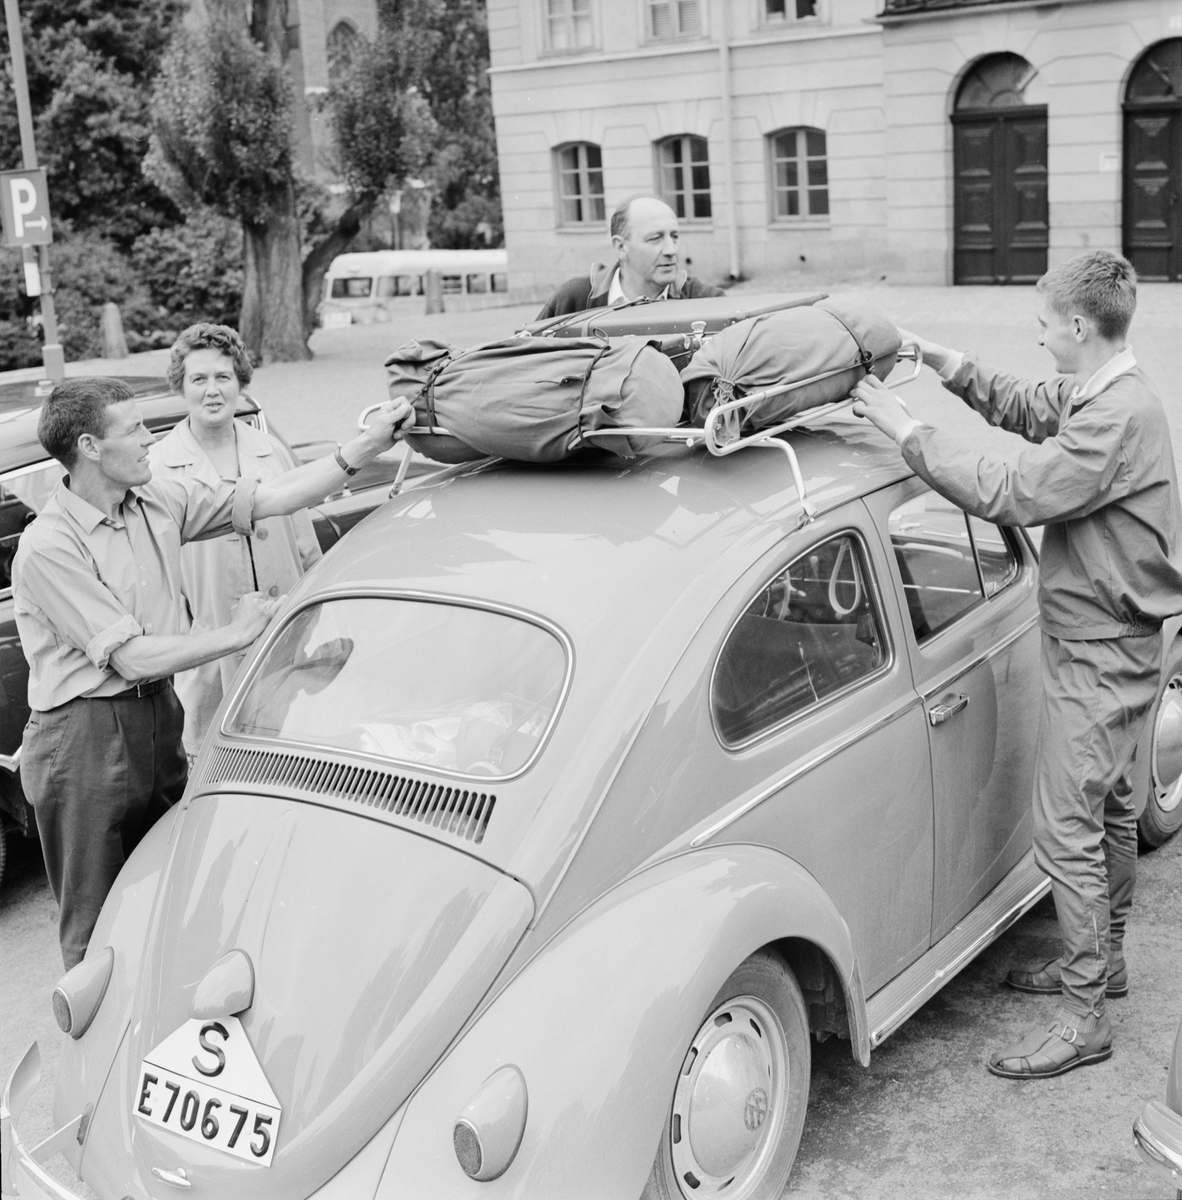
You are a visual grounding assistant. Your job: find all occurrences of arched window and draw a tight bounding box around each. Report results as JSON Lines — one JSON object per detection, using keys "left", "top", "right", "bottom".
{"left": 769, "top": 127, "right": 828, "bottom": 219}
{"left": 555, "top": 143, "right": 605, "bottom": 225}
{"left": 1124, "top": 40, "right": 1182, "bottom": 281}
{"left": 327, "top": 20, "right": 361, "bottom": 82}
{"left": 1126, "top": 38, "right": 1182, "bottom": 103}
{"left": 954, "top": 52, "right": 1038, "bottom": 111}
{"left": 655, "top": 135, "right": 711, "bottom": 220}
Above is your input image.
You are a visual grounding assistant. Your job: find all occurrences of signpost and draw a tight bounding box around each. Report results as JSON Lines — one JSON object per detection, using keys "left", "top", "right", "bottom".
{"left": 0, "top": 168, "right": 52, "bottom": 246}
{"left": 2, "top": 0, "right": 64, "bottom": 381}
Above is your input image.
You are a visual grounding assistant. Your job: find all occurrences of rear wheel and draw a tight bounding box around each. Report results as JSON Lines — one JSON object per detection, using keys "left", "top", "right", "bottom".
{"left": 1141, "top": 642, "right": 1182, "bottom": 849}
{"left": 642, "top": 951, "right": 810, "bottom": 1200}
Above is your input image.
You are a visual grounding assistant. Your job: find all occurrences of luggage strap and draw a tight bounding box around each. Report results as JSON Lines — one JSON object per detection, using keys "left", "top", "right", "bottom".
{"left": 420, "top": 354, "right": 454, "bottom": 433}
{"left": 571, "top": 342, "right": 613, "bottom": 445}
{"left": 820, "top": 307, "right": 876, "bottom": 372}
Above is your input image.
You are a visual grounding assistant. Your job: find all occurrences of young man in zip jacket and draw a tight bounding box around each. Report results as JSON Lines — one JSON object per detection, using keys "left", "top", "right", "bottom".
{"left": 851, "top": 250, "right": 1182, "bottom": 1079}
{"left": 536, "top": 195, "right": 724, "bottom": 319}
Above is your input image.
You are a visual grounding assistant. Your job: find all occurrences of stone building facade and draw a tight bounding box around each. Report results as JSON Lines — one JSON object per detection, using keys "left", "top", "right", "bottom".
{"left": 487, "top": 0, "right": 1182, "bottom": 287}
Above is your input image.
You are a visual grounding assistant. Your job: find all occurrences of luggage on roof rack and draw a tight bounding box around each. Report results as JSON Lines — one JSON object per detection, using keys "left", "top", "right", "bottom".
{"left": 384, "top": 334, "right": 684, "bottom": 464}
{"left": 681, "top": 299, "right": 901, "bottom": 433}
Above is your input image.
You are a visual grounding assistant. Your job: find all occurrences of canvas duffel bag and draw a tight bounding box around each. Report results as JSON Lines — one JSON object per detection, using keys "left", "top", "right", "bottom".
{"left": 680, "top": 299, "right": 902, "bottom": 432}
{"left": 384, "top": 335, "right": 684, "bottom": 464}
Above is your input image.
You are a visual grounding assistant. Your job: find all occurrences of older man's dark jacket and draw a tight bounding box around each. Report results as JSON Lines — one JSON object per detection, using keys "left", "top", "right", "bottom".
{"left": 536, "top": 261, "right": 724, "bottom": 320}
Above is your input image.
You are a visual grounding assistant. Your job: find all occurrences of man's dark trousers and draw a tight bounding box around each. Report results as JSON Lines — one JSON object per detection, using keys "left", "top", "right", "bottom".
{"left": 21, "top": 683, "right": 187, "bottom": 969}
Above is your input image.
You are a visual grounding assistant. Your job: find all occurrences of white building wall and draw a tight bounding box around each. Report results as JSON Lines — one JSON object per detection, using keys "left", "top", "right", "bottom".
{"left": 492, "top": 0, "right": 1182, "bottom": 287}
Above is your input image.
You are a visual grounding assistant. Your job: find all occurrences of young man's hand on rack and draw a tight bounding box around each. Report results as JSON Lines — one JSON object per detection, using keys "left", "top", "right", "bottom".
{"left": 896, "top": 327, "right": 958, "bottom": 375}
{"left": 852, "top": 375, "right": 920, "bottom": 446}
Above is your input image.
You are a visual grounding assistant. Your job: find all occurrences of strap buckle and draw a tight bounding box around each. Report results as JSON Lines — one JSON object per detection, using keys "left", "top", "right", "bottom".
{"left": 1051, "top": 1021, "right": 1079, "bottom": 1045}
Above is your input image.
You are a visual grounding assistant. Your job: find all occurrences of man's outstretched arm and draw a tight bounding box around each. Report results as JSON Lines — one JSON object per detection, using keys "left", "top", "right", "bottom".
{"left": 252, "top": 397, "right": 415, "bottom": 521}
{"left": 898, "top": 327, "right": 1069, "bottom": 442}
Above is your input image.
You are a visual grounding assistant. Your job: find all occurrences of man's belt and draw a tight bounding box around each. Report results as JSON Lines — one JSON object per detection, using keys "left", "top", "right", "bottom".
{"left": 106, "top": 677, "right": 173, "bottom": 699}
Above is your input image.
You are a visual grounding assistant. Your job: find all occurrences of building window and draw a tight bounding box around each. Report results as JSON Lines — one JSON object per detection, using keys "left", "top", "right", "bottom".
{"left": 770, "top": 127, "right": 828, "bottom": 219}
{"left": 648, "top": 0, "right": 701, "bottom": 39}
{"left": 546, "top": 0, "right": 593, "bottom": 51}
{"left": 327, "top": 20, "right": 361, "bottom": 82}
{"left": 764, "top": 0, "right": 817, "bottom": 19}
{"left": 556, "top": 143, "right": 606, "bottom": 225}
{"left": 656, "top": 135, "right": 711, "bottom": 220}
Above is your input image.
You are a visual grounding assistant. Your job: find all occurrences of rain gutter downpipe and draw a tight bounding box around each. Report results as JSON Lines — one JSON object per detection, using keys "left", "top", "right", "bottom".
{"left": 718, "top": 0, "right": 742, "bottom": 281}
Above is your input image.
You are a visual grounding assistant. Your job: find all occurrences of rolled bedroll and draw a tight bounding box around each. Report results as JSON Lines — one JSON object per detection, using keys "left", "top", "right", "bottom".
{"left": 680, "top": 299, "right": 902, "bottom": 432}
{"left": 384, "top": 335, "right": 684, "bottom": 464}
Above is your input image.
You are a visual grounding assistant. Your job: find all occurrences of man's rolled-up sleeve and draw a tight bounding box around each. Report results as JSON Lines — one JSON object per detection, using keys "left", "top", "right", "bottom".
{"left": 17, "top": 545, "right": 143, "bottom": 669}
{"left": 899, "top": 400, "right": 1130, "bottom": 527}
{"left": 150, "top": 475, "right": 260, "bottom": 543}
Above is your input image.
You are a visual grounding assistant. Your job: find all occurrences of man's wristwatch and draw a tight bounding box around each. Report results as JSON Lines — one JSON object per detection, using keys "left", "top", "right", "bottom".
{"left": 334, "top": 444, "right": 359, "bottom": 476}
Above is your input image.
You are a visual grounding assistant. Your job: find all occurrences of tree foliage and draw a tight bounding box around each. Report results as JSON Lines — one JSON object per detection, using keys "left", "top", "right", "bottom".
{"left": 147, "top": 19, "right": 294, "bottom": 226}
{"left": 329, "top": 0, "right": 502, "bottom": 248}
{"left": 0, "top": 0, "right": 183, "bottom": 246}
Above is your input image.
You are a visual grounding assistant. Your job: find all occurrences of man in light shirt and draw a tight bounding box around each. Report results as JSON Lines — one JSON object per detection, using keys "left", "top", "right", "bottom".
{"left": 535, "top": 194, "right": 724, "bottom": 319}
{"left": 852, "top": 250, "right": 1182, "bottom": 1079}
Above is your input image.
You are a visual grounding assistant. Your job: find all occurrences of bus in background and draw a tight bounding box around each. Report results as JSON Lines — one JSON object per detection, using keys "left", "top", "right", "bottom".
{"left": 320, "top": 249, "right": 509, "bottom": 326}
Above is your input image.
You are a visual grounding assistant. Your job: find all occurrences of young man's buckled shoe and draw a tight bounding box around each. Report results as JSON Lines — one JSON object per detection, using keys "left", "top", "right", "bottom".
{"left": 987, "top": 1013, "right": 1113, "bottom": 1079}
{"left": 1004, "top": 957, "right": 1128, "bottom": 998}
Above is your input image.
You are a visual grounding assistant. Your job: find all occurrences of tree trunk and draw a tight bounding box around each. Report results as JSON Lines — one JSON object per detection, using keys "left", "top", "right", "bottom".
{"left": 239, "top": 185, "right": 311, "bottom": 363}
{"left": 301, "top": 201, "right": 369, "bottom": 337}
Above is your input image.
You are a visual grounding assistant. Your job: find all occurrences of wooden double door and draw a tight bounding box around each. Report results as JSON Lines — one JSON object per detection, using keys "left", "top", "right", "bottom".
{"left": 953, "top": 107, "right": 1048, "bottom": 285}
{"left": 1125, "top": 107, "right": 1182, "bottom": 281}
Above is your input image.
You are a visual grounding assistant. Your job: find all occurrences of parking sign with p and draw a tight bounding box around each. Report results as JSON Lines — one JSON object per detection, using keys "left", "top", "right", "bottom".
{"left": 0, "top": 168, "right": 52, "bottom": 247}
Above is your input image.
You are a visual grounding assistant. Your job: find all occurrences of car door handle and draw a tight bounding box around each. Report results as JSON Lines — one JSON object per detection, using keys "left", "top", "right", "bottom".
{"left": 929, "top": 694, "right": 970, "bottom": 726}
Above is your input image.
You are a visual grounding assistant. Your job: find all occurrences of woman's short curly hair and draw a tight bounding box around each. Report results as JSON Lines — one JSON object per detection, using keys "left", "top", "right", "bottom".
{"left": 168, "top": 323, "right": 253, "bottom": 393}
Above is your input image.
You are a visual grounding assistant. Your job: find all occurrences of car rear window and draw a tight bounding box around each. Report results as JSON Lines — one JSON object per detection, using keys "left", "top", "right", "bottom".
{"left": 226, "top": 597, "right": 569, "bottom": 778}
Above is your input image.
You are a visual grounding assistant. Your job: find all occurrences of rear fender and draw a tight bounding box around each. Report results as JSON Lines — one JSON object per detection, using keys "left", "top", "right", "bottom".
{"left": 376, "top": 844, "right": 866, "bottom": 1200}
{"left": 53, "top": 804, "right": 181, "bottom": 1163}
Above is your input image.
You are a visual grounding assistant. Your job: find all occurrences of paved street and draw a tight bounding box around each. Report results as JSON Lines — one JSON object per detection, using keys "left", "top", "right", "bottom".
{"left": 3, "top": 281, "right": 1182, "bottom": 1197}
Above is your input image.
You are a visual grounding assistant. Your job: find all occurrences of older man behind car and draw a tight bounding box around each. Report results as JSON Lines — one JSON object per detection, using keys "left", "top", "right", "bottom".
{"left": 536, "top": 194, "right": 724, "bottom": 319}
{"left": 852, "top": 250, "right": 1182, "bottom": 1079}
{"left": 13, "top": 377, "right": 413, "bottom": 968}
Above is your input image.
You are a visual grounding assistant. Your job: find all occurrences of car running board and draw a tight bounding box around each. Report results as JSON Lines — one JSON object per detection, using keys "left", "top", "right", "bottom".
{"left": 864, "top": 850, "right": 1050, "bottom": 1049}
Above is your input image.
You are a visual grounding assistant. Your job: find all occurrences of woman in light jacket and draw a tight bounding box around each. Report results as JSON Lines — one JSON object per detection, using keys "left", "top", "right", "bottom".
{"left": 149, "top": 323, "right": 321, "bottom": 757}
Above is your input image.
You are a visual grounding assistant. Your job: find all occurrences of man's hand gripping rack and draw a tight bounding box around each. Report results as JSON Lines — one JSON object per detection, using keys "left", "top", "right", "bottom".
{"left": 363, "top": 342, "right": 923, "bottom": 520}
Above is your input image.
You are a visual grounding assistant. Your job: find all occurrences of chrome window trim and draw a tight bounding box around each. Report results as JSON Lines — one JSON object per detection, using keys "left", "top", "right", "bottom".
{"left": 919, "top": 613, "right": 1039, "bottom": 702}
{"left": 219, "top": 587, "right": 576, "bottom": 784}
{"left": 693, "top": 695, "right": 919, "bottom": 847}
{"left": 710, "top": 527, "right": 895, "bottom": 753}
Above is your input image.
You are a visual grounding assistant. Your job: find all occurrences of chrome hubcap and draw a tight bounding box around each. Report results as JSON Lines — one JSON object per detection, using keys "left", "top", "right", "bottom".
{"left": 1152, "top": 675, "right": 1182, "bottom": 815}
{"left": 670, "top": 996, "right": 788, "bottom": 1198}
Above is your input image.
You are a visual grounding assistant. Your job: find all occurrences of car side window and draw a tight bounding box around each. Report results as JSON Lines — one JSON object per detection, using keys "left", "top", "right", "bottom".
{"left": 713, "top": 533, "right": 887, "bottom": 746}
{"left": 889, "top": 491, "right": 1018, "bottom": 641}
{"left": 1, "top": 460, "right": 65, "bottom": 598}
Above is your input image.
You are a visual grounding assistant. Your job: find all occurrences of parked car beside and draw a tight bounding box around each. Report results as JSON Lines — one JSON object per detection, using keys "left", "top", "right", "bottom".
{"left": 0, "top": 376, "right": 425, "bottom": 888}
{"left": 1134, "top": 1011, "right": 1182, "bottom": 1198}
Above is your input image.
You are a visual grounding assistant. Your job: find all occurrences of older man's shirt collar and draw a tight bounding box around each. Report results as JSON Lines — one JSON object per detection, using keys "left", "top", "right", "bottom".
{"left": 607, "top": 266, "right": 670, "bottom": 305}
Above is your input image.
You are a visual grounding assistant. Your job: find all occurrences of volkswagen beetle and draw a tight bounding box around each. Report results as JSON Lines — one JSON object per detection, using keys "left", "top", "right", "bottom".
{"left": 3, "top": 407, "right": 1179, "bottom": 1199}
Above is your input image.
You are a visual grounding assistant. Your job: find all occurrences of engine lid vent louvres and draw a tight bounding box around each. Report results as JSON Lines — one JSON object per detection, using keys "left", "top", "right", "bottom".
{"left": 198, "top": 744, "right": 496, "bottom": 844}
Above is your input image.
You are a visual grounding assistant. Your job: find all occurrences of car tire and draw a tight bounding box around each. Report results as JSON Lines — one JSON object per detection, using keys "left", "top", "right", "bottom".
{"left": 641, "top": 950, "right": 810, "bottom": 1200}
{"left": 1141, "top": 641, "right": 1182, "bottom": 850}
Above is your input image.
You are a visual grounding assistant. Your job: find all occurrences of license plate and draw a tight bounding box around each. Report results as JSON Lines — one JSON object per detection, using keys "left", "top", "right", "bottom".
{"left": 136, "top": 1016, "right": 282, "bottom": 1166}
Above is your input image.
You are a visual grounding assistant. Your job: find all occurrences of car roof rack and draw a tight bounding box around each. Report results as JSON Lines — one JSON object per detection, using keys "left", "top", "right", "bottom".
{"left": 372, "top": 343, "right": 922, "bottom": 520}
{"left": 571, "top": 342, "right": 922, "bottom": 530}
